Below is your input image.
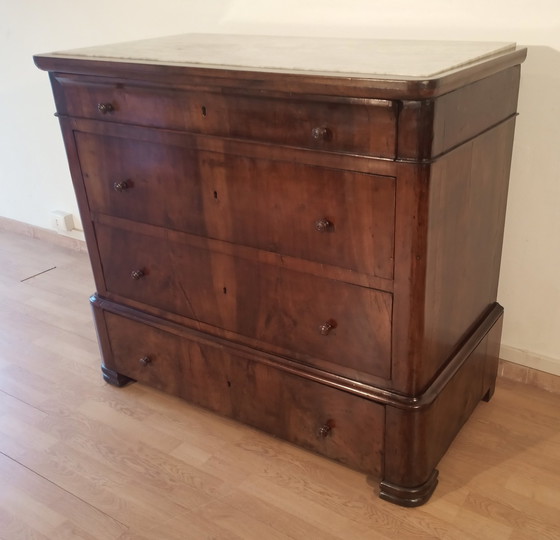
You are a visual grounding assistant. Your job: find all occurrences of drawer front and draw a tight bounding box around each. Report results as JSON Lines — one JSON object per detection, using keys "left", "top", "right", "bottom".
{"left": 77, "top": 131, "right": 395, "bottom": 280}
{"left": 55, "top": 75, "right": 396, "bottom": 157}
{"left": 95, "top": 223, "right": 392, "bottom": 380}
{"left": 104, "top": 311, "right": 384, "bottom": 474}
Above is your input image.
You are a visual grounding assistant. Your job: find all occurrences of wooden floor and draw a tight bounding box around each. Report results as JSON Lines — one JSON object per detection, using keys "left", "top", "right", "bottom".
{"left": 1, "top": 230, "right": 559, "bottom": 540}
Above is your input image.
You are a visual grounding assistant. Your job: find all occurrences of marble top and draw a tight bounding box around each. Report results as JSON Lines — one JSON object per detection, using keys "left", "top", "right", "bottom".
{"left": 46, "top": 34, "right": 516, "bottom": 79}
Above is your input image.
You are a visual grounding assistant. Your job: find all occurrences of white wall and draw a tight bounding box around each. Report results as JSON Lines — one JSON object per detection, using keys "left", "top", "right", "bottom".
{"left": 1, "top": 0, "right": 559, "bottom": 375}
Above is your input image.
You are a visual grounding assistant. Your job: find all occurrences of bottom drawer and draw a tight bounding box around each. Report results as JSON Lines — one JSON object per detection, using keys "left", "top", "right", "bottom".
{"left": 103, "top": 310, "right": 384, "bottom": 475}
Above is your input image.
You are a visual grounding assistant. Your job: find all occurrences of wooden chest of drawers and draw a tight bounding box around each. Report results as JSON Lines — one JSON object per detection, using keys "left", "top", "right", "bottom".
{"left": 35, "top": 35, "right": 526, "bottom": 506}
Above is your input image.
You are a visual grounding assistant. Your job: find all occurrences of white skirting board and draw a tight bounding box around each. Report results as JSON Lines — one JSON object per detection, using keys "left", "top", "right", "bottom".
{"left": 0, "top": 216, "right": 87, "bottom": 253}
{"left": 500, "top": 344, "right": 560, "bottom": 377}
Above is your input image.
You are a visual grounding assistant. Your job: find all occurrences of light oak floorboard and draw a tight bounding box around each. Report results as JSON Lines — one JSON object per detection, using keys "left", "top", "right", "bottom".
{"left": 1, "top": 230, "right": 559, "bottom": 539}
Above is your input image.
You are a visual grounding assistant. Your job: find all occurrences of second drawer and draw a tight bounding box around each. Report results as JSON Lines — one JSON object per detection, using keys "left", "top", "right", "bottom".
{"left": 95, "top": 223, "right": 392, "bottom": 381}
{"left": 77, "top": 131, "right": 396, "bottom": 280}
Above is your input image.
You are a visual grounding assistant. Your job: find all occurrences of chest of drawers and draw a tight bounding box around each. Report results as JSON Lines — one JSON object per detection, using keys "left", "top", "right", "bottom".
{"left": 35, "top": 35, "right": 526, "bottom": 506}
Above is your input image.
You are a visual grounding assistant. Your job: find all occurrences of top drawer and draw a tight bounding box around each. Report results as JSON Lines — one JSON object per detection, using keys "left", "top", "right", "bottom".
{"left": 51, "top": 74, "right": 397, "bottom": 158}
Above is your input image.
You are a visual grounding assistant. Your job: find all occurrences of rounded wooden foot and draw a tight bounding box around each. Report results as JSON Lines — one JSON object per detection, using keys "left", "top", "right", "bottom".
{"left": 101, "top": 365, "right": 135, "bottom": 387}
{"left": 379, "top": 469, "right": 439, "bottom": 507}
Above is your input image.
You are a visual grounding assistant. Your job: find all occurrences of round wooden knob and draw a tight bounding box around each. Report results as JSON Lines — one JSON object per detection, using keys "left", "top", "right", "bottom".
{"left": 113, "top": 180, "right": 129, "bottom": 192}
{"left": 311, "top": 126, "right": 332, "bottom": 141}
{"left": 130, "top": 269, "right": 144, "bottom": 280}
{"left": 97, "top": 103, "right": 114, "bottom": 114}
{"left": 139, "top": 356, "right": 151, "bottom": 366}
{"left": 315, "top": 218, "right": 333, "bottom": 232}
{"left": 318, "top": 424, "right": 332, "bottom": 438}
{"left": 319, "top": 321, "right": 335, "bottom": 336}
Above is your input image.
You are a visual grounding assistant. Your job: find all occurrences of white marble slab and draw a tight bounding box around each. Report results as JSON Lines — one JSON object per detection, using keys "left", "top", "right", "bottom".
{"left": 49, "top": 33, "right": 516, "bottom": 78}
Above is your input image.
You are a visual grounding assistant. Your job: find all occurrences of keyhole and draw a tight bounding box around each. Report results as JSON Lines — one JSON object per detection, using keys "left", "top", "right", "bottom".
{"left": 201, "top": 105, "right": 207, "bottom": 117}
{"left": 223, "top": 287, "right": 227, "bottom": 294}
{"left": 214, "top": 190, "right": 218, "bottom": 200}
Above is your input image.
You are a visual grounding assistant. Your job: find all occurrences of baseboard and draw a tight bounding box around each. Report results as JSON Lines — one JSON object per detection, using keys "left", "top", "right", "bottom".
{"left": 498, "top": 358, "right": 560, "bottom": 395}
{"left": 499, "top": 344, "right": 560, "bottom": 394}
{"left": 500, "top": 344, "right": 560, "bottom": 376}
{"left": 0, "top": 216, "right": 87, "bottom": 253}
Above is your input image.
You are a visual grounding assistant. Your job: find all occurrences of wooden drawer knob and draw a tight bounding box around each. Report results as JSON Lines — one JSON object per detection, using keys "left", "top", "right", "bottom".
{"left": 315, "top": 218, "right": 333, "bottom": 232}
{"left": 319, "top": 320, "right": 336, "bottom": 336}
{"left": 130, "top": 269, "right": 144, "bottom": 280}
{"left": 318, "top": 422, "right": 333, "bottom": 438}
{"left": 311, "top": 126, "right": 332, "bottom": 141}
{"left": 139, "top": 356, "right": 151, "bottom": 366}
{"left": 97, "top": 102, "right": 114, "bottom": 114}
{"left": 113, "top": 180, "right": 130, "bottom": 192}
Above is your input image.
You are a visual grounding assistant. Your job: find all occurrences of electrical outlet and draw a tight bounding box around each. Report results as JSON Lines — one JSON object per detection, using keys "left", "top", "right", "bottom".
{"left": 50, "top": 210, "right": 74, "bottom": 232}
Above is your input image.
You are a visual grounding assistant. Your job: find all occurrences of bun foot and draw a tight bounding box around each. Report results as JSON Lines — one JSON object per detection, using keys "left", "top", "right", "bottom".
{"left": 379, "top": 469, "right": 439, "bottom": 507}
{"left": 482, "top": 384, "right": 496, "bottom": 402}
{"left": 101, "top": 365, "right": 135, "bottom": 387}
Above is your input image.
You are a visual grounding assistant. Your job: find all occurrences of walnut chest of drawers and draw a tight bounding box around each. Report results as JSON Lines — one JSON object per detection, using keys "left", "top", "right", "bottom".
{"left": 35, "top": 35, "right": 526, "bottom": 506}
